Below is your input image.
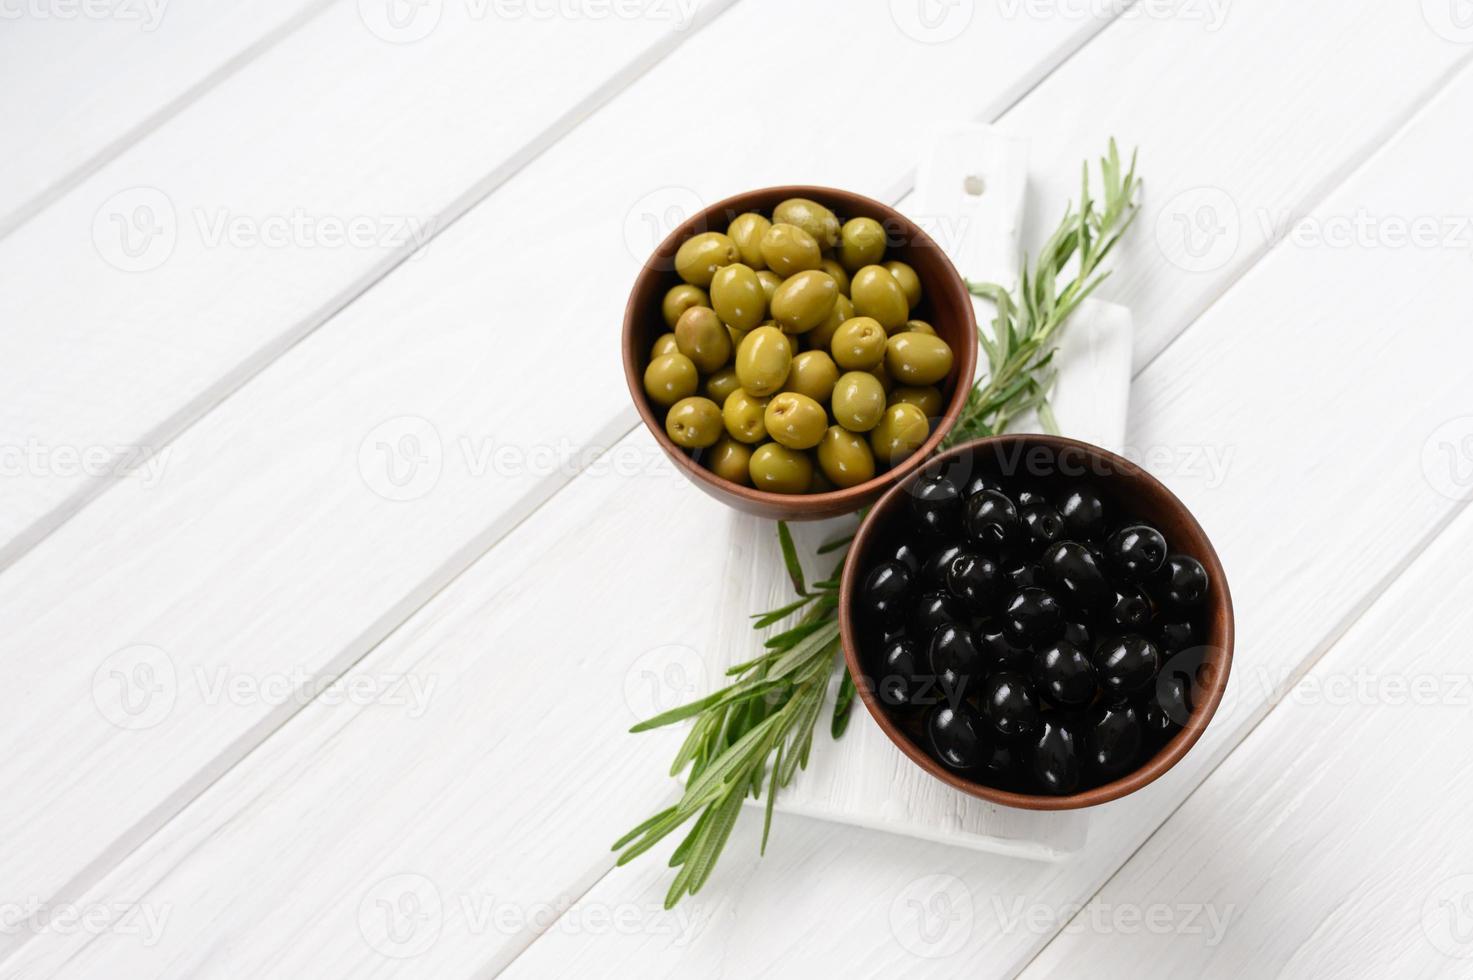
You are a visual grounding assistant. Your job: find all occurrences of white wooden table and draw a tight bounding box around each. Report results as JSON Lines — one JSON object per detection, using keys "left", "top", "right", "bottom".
{"left": 5, "top": 1, "right": 1473, "bottom": 976}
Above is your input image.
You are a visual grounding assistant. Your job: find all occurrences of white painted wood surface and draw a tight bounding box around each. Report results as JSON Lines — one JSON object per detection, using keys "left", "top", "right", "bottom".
{"left": 0, "top": 0, "right": 1117, "bottom": 965}
{"left": 0, "top": 0, "right": 330, "bottom": 234}
{"left": 4, "top": 1, "right": 1473, "bottom": 977}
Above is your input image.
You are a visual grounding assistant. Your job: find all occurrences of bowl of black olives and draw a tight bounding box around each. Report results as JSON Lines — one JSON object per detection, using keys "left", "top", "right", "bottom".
{"left": 622, "top": 186, "right": 978, "bottom": 521}
{"left": 839, "top": 434, "right": 1233, "bottom": 809}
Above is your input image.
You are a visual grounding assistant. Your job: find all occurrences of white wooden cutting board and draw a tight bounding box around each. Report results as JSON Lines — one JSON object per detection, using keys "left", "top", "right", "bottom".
{"left": 708, "top": 126, "right": 1134, "bottom": 859}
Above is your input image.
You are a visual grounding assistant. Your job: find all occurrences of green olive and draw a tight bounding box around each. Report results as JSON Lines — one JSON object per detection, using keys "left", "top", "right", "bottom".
{"left": 735, "top": 325, "right": 792, "bottom": 396}
{"left": 722, "top": 389, "right": 770, "bottom": 444}
{"left": 831, "top": 370, "right": 886, "bottom": 432}
{"left": 770, "top": 270, "right": 838, "bottom": 334}
{"left": 661, "top": 284, "right": 710, "bottom": 329}
{"left": 764, "top": 392, "right": 827, "bottom": 450}
{"left": 850, "top": 265, "right": 910, "bottom": 332}
{"left": 885, "top": 332, "right": 954, "bottom": 385}
{"left": 773, "top": 197, "right": 840, "bottom": 248}
{"left": 644, "top": 352, "right": 698, "bottom": 407}
{"left": 810, "top": 469, "right": 835, "bottom": 493}
{"left": 756, "top": 269, "right": 783, "bottom": 305}
{"left": 870, "top": 361, "right": 895, "bottom": 394}
{"left": 727, "top": 212, "right": 771, "bottom": 269}
{"left": 759, "top": 222, "right": 822, "bottom": 278}
{"left": 820, "top": 258, "right": 851, "bottom": 298}
{"left": 650, "top": 332, "right": 680, "bottom": 358}
{"left": 817, "top": 425, "right": 876, "bottom": 488}
{"left": 749, "top": 442, "right": 813, "bottom": 494}
{"left": 727, "top": 324, "right": 749, "bottom": 350}
{"left": 889, "top": 385, "right": 943, "bottom": 418}
{"left": 705, "top": 367, "right": 741, "bottom": 404}
{"left": 884, "top": 260, "right": 922, "bottom": 308}
{"left": 839, "top": 217, "right": 887, "bottom": 272}
{"left": 807, "top": 294, "right": 853, "bottom": 352}
{"left": 706, "top": 436, "right": 753, "bottom": 485}
{"left": 675, "top": 306, "right": 733, "bottom": 373}
{"left": 710, "top": 263, "right": 767, "bottom": 331}
{"left": 784, "top": 350, "right": 839, "bottom": 403}
{"left": 831, "top": 316, "right": 887, "bottom": 371}
{"left": 665, "top": 396, "right": 723, "bottom": 449}
{"left": 904, "top": 318, "right": 936, "bottom": 335}
{"left": 675, "top": 232, "right": 739, "bottom": 287}
{"left": 869, "top": 402, "right": 930, "bottom": 466}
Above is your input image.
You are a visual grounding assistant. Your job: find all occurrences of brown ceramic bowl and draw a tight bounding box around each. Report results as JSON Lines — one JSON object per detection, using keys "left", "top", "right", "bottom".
{"left": 839, "top": 434, "right": 1234, "bottom": 810}
{"left": 621, "top": 186, "right": 978, "bottom": 521}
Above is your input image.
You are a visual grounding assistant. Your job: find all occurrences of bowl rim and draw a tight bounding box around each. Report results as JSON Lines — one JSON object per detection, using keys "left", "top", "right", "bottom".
{"left": 621, "top": 184, "right": 979, "bottom": 514}
{"left": 837, "top": 433, "right": 1236, "bottom": 810}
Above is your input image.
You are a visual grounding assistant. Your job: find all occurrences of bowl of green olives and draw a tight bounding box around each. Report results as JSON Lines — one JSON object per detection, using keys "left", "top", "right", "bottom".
{"left": 622, "top": 186, "right": 978, "bottom": 520}
{"left": 838, "top": 434, "right": 1234, "bottom": 810}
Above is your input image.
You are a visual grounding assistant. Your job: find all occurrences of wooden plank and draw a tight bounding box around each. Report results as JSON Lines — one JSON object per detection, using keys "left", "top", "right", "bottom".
{"left": 0, "top": 1, "right": 1115, "bottom": 969}
{"left": 15, "top": 54, "right": 1473, "bottom": 977}
{"left": 1022, "top": 503, "right": 1473, "bottom": 978}
{"left": 990, "top": 0, "right": 1473, "bottom": 371}
{"left": 0, "top": 0, "right": 330, "bottom": 235}
{"left": 0, "top": 0, "right": 731, "bottom": 566}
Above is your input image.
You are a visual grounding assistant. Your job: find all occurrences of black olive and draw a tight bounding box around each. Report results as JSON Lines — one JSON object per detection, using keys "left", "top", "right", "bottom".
{"left": 1152, "top": 669, "right": 1195, "bottom": 726}
{"left": 1058, "top": 486, "right": 1107, "bottom": 539}
{"left": 872, "top": 638, "right": 923, "bottom": 707}
{"left": 861, "top": 561, "right": 913, "bottom": 626}
{"left": 928, "top": 624, "right": 985, "bottom": 684}
{"left": 1083, "top": 702, "right": 1144, "bottom": 780}
{"left": 920, "top": 543, "right": 967, "bottom": 589}
{"left": 1016, "top": 488, "right": 1045, "bottom": 508}
{"left": 1041, "top": 541, "right": 1112, "bottom": 611}
{"left": 945, "top": 552, "right": 1002, "bottom": 612}
{"left": 961, "top": 474, "right": 1002, "bottom": 499}
{"left": 911, "top": 591, "right": 968, "bottom": 642}
{"left": 1107, "top": 586, "right": 1153, "bottom": 630}
{"left": 1155, "top": 619, "right": 1196, "bottom": 654}
{"left": 980, "top": 671, "right": 1041, "bottom": 739}
{"left": 963, "top": 490, "right": 1020, "bottom": 549}
{"left": 889, "top": 541, "right": 923, "bottom": 576}
{"left": 1005, "top": 560, "right": 1045, "bottom": 590}
{"left": 1019, "top": 503, "right": 1065, "bottom": 552}
{"left": 1157, "top": 554, "right": 1210, "bottom": 608}
{"left": 1062, "top": 621, "right": 1093, "bottom": 650}
{"left": 910, "top": 474, "right": 962, "bottom": 537}
{"left": 1002, "top": 588, "right": 1064, "bottom": 646}
{"left": 926, "top": 702, "right": 991, "bottom": 771}
{"left": 1092, "top": 634, "right": 1161, "bottom": 696}
{"left": 1031, "top": 641, "right": 1097, "bottom": 709}
{"left": 1140, "top": 699, "right": 1177, "bottom": 744}
{"left": 978, "top": 624, "right": 1030, "bottom": 670}
{"left": 1029, "top": 717, "right": 1081, "bottom": 795}
{"left": 1107, "top": 524, "right": 1167, "bottom": 580}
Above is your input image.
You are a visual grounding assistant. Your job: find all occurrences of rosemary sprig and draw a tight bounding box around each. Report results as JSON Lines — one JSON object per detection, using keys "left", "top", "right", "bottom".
{"left": 615, "top": 141, "right": 1141, "bottom": 909}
